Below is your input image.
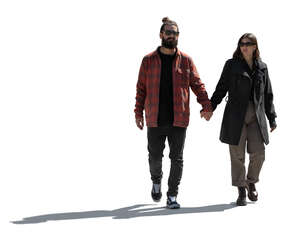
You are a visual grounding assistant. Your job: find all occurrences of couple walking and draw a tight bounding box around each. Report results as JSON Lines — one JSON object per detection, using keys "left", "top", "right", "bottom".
{"left": 134, "top": 17, "right": 277, "bottom": 209}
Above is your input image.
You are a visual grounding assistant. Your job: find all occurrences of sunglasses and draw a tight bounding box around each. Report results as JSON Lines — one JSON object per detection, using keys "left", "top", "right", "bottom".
{"left": 163, "top": 30, "right": 179, "bottom": 36}
{"left": 239, "top": 42, "right": 256, "bottom": 47}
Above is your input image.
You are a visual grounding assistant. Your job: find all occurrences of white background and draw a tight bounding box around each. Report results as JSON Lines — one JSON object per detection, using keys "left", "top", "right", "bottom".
{"left": 0, "top": 0, "right": 299, "bottom": 232}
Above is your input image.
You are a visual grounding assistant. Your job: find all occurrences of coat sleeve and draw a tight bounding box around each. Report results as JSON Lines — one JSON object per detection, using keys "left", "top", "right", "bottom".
{"left": 264, "top": 67, "right": 277, "bottom": 128}
{"left": 188, "top": 58, "right": 212, "bottom": 112}
{"left": 210, "top": 60, "right": 231, "bottom": 111}
{"left": 134, "top": 57, "right": 147, "bottom": 119}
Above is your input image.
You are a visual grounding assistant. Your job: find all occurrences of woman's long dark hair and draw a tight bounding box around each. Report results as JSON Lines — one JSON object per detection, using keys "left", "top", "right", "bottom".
{"left": 233, "top": 33, "right": 260, "bottom": 60}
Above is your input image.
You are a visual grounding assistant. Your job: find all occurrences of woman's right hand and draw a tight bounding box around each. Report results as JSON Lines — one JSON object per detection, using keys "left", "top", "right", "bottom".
{"left": 200, "top": 110, "right": 213, "bottom": 121}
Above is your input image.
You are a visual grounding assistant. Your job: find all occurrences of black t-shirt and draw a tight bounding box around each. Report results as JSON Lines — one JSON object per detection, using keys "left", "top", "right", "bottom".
{"left": 157, "top": 47, "right": 176, "bottom": 126}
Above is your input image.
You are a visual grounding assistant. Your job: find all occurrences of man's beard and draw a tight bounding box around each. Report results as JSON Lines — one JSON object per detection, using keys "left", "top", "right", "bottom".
{"left": 162, "top": 38, "right": 178, "bottom": 49}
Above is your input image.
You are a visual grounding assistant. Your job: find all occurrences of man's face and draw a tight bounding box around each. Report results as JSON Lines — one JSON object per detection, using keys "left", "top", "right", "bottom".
{"left": 160, "top": 25, "right": 179, "bottom": 49}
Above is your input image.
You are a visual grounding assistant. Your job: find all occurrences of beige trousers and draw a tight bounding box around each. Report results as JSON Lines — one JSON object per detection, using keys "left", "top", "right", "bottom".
{"left": 229, "top": 102, "right": 265, "bottom": 187}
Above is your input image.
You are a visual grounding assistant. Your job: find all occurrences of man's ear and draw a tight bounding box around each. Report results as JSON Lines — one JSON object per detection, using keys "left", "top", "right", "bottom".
{"left": 159, "top": 32, "right": 163, "bottom": 39}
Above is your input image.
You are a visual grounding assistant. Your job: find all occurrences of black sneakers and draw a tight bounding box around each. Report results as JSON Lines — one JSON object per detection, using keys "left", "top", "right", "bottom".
{"left": 166, "top": 196, "right": 180, "bottom": 209}
{"left": 151, "top": 184, "right": 180, "bottom": 209}
{"left": 151, "top": 184, "right": 162, "bottom": 202}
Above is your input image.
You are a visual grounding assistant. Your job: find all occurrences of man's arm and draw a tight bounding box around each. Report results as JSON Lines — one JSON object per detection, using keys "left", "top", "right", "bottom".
{"left": 188, "top": 58, "right": 212, "bottom": 112}
{"left": 134, "top": 58, "right": 147, "bottom": 129}
{"left": 188, "top": 58, "right": 213, "bottom": 120}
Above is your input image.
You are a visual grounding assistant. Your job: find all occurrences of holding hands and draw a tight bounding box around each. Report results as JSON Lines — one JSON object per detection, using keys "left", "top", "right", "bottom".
{"left": 200, "top": 110, "right": 213, "bottom": 121}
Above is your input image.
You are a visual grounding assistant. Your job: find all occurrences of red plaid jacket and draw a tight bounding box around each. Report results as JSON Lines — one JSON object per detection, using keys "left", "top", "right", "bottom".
{"left": 134, "top": 48, "right": 212, "bottom": 127}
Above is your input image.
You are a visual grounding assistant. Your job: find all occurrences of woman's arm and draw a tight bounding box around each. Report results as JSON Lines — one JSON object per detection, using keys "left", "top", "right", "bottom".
{"left": 264, "top": 67, "right": 277, "bottom": 129}
{"left": 210, "top": 60, "right": 231, "bottom": 111}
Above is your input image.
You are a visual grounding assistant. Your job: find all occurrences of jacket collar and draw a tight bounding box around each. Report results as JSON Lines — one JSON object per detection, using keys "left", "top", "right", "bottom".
{"left": 152, "top": 47, "right": 182, "bottom": 70}
{"left": 153, "top": 46, "right": 181, "bottom": 59}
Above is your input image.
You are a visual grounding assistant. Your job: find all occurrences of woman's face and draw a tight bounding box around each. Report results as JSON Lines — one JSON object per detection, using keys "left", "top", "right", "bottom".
{"left": 239, "top": 38, "right": 257, "bottom": 59}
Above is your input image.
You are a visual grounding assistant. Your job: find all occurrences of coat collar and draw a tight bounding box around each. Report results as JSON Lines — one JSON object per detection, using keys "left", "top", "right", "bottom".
{"left": 255, "top": 59, "right": 267, "bottom": 70}
{"left": 233, "top": 58, "right": 266, "bottom": 79}
{"left": 235, "top": 57, "right": 267, "bottom": 71}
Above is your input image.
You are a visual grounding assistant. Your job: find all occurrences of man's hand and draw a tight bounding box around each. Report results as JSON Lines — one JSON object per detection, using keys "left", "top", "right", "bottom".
{"left": 270, "top": 126, "right": 276, "bottom": 132}
{"left": 200, "top": 110, "right": 213, "bottom": 121}
{"left": 135, "top": 117, "right": 144, "bottom": 130}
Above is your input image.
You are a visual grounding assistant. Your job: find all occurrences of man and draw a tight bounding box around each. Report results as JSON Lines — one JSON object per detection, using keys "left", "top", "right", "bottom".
{"left": 134, "top": 17, "right": 213, "bottom": 209}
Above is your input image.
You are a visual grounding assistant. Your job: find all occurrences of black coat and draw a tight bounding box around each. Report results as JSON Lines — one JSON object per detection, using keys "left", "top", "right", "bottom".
{"left": 211, "top": 58, "right": 277, "bottom": 145}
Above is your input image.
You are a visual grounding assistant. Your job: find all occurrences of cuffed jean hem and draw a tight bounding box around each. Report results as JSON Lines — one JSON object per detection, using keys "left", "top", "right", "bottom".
{"left": 166, "top": 191, "right": 178, "bottom": 197}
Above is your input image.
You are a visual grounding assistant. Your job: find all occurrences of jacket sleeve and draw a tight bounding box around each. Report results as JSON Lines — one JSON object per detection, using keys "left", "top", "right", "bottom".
{"left": 264, "top": 67, "right": 277, "bottom": 128}
{"left": 134, "top": 57, "right": 147, "bottom": 119}
{"left": 188, "top": 58, "right": 212, "bottom": 112}
{"left": 210, "top": 60, "right": 231, "bottom": 111}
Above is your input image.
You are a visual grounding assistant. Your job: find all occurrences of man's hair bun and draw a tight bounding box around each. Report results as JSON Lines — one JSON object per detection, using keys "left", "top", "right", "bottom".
{"left": 162, "top": 17, "right": 170, "bottom": 23}
{"left": 160, "top": 17, "right": 178, "bottom": 33}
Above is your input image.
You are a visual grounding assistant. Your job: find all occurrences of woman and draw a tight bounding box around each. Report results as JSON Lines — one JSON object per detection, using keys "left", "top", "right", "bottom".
{"left": 210, "top": 33, "right": 277, "bottom": 206}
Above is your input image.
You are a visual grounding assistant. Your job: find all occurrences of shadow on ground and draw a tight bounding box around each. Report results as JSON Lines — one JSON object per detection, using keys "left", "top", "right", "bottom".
{"left": 12, "top": 202, "right": 241, "bottom": 224}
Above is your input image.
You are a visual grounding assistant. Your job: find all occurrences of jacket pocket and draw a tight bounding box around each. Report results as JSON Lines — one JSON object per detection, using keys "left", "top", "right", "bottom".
{"left": 176, "top": 68, "right": 189, "bottom": 87}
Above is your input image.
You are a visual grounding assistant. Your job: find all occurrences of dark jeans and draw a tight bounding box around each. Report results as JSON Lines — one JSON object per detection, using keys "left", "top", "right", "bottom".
{"left": 147, "top": 126, "right": 187, "bottom": 197}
